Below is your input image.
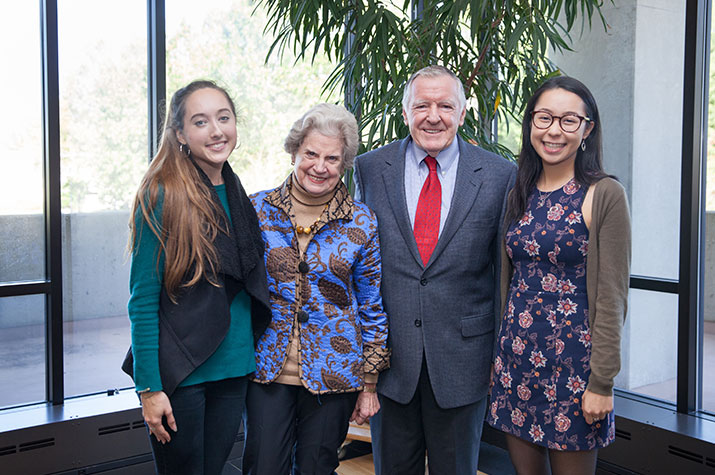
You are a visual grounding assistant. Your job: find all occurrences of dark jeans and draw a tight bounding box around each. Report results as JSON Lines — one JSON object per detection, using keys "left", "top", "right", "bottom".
{"left": 148, "top": 376, "right": 248, "bottom": 475}
{"left": 243, "top": 381, "right": 358, "bottom": 475}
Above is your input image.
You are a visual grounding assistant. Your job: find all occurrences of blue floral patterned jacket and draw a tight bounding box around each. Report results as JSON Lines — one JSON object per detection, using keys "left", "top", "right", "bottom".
{"left": 250, "top": 178, "right": 390, "bottom": 394}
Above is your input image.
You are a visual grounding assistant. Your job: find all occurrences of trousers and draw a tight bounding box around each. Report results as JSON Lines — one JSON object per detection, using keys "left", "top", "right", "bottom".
{"left": 148, "top": 376, "right": 248, "bottom": 475}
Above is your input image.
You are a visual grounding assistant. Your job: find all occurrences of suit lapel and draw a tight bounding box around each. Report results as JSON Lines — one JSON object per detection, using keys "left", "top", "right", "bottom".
{"left": 382, "top": 138, "right": 423, "bottom": 267}
{"left": 426, "top": 137, "right": 483, "bottom": 268}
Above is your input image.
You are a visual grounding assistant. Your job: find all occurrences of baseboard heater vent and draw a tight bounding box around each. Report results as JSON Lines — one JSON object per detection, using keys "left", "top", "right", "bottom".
{"left": 614, "top": 428, "right": 631, "bottom": 441}
{"left": 668, "top": 445, "right": 703, "bottom": 464}
{"left": 132, "top": 420, "right": 145, "bottom": 430}
{"left": 18, "top": 437, "right": 55, "bottom": 452}
{"left": 706, "top": 456, "right": 715, "bottom": 468}
{"left": 0, "top": 444, "right": 17, "bottom": 457}
{"left": 98, "top": 422, "right": 131, "bottom": 436}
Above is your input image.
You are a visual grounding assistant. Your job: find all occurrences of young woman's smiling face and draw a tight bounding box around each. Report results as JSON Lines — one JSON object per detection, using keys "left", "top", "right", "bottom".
{"left": 176, "top": 87, "right": 237, "bottom": 178}
{"left": 530, "top": 88, "right": 594, "bottom": 170}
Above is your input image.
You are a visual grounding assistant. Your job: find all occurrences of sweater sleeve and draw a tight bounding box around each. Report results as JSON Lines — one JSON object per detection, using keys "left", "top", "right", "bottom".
{"left": 587, "top": 180, "right": 631, "bottom": 396}
{"left": 127, "top": 196, "right": 165, "bottom": 393}
{"left": 494, "top": 168, "right": 517, "bottom": 360}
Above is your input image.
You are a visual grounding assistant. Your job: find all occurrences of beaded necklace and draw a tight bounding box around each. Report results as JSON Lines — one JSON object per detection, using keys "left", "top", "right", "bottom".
{"left": 290, "top": 178, "right": 336, "bottom": 236}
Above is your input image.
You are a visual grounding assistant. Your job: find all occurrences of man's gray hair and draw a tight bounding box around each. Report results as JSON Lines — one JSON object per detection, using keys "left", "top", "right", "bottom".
{"left": 284, "top": 103, "right": 359, "bottom": 170}
{"left": 401, "top": 65, "right": 467, "bottom": 112}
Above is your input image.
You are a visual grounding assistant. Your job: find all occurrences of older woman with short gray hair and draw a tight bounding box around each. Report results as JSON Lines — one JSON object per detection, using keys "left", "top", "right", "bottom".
{"left": 243, "top": 103, "right": 390, "bottom": 474}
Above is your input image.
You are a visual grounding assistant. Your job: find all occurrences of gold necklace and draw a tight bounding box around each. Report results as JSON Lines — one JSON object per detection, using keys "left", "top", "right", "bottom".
{"left": 290, "top": 180, "right": 335, "bottom": 235}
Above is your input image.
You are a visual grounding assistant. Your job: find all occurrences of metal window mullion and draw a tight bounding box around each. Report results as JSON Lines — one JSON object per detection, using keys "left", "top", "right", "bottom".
{"left": 147, "top": 0, "right": 166, "bottom": 160}
{"left": 411, "top": 0, "right": 423, "bottom": 20}
{"left": 344, "top": 8, "right": 357, "bottom": 115}
{"left": 0, "top": 281, "right": 51, "bottom": 298}
{"left": 629, "top": 276, "right": 679, "bottom": 294}
{"left": 677, "top": 0, "right": 710, "bottom": 414}
{"left": 40, "top": 0, "right": 63, "bottom": 405}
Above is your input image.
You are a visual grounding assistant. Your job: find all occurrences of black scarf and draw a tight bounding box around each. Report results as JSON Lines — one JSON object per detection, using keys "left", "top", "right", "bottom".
{"left": 191, "top": 160, "right": 264, "bottom": 300}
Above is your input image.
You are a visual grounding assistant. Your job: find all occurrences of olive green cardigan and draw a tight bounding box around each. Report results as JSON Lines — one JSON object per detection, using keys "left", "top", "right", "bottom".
{"left": 500, "top": 177, "right": 631, "bottom": 396}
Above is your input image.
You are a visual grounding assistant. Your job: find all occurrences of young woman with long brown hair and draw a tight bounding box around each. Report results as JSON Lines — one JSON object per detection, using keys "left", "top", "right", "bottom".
{"left": 122, "top": 80, "right": 271, "bottom": 475}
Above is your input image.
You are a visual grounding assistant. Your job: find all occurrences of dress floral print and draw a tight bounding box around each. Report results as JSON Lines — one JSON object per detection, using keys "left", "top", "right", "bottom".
{"left": 488, "top": 180, "right": 615, "bottom": 451}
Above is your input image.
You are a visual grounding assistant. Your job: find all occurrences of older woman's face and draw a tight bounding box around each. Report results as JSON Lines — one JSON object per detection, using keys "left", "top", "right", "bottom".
{"left": 293, "top": 130, "right": 343, "bottom": 196}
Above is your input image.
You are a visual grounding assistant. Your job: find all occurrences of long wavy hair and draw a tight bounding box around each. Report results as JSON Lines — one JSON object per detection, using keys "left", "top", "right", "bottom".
{"left": 505, "top": 76, "right": 610, "bottom": 225}
{"left": 129, "top": 80, "right": 236, "bottom": 301}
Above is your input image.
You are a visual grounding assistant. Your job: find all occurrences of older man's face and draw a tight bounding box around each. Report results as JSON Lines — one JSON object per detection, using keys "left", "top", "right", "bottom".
{"left": 402, "top": 75, "right": 466, "bottom": 157}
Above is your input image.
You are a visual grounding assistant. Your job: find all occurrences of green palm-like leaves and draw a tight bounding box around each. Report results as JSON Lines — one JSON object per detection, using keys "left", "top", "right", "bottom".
{"left": 258, "top": 0, "right": 609, "bottom": 158}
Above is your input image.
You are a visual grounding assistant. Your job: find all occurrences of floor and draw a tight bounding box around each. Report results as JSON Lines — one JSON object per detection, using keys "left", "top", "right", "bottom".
{"left": 220, "top": 442, "right": 513, "bottom": 475}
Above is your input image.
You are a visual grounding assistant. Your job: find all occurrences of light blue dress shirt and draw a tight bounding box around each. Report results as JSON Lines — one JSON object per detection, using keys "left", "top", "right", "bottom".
{"left": 404, "top": 138, "right": 460, "bottom": 236}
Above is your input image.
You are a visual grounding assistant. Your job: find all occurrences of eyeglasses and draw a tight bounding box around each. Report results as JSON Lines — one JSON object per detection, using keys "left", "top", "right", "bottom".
{"left": 531, "top": 110, "right": 591, "bottom": 133}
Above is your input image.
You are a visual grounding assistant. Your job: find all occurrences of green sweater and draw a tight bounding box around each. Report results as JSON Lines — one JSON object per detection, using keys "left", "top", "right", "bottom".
{"left": 128, "top": 184, "right": 255, "bottom": 392}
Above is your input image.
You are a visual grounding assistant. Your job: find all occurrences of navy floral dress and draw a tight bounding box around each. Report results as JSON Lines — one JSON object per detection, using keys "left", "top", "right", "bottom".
{"left": 488, "top": 179, "right": 615, "bottom": 451}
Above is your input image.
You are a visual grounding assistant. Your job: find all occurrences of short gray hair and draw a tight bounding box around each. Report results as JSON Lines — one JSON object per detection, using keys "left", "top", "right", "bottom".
{"left": 402, "top": 65, "right": 467, "bottom": 112}
{"left": 284, "top": 103, "right": 359, "bottom": 170}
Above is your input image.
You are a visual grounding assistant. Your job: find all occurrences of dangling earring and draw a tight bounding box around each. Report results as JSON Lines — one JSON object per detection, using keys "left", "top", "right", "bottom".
{"left": 180, "top": 143, "right": 192, "bottom": 158}
{"left": 580, "top": 140, "right": 586, "bottom": 152}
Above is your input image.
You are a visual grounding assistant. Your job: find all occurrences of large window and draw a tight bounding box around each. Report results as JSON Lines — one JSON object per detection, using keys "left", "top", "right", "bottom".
{"left": 0, "top": 1, "right": 46, "bottom": 408}
{"left": 57, "top": 0, "right": 147, "bottom": 399}
{"left": 0, "top": 0, "right": 334, "bottom": 409}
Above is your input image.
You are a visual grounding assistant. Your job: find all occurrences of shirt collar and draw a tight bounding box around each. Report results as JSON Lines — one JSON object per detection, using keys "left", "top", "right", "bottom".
{"left": 408, "top": 136, "right": 459, "bottom": 174}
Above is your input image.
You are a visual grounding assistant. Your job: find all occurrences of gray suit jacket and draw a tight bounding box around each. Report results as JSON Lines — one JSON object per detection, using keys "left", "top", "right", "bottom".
{"left": 353, "top": 136, "right": 516, "bottom": 409}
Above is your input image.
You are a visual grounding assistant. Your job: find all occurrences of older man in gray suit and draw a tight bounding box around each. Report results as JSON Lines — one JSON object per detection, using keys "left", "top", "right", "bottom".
{"left": 353, "top": 65, "right": 516, "bottom": 474}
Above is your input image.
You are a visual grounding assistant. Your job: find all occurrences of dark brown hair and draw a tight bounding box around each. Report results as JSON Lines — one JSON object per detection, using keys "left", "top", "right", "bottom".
{"left": 129, "top": 80, "right": 236, "bottom": 301}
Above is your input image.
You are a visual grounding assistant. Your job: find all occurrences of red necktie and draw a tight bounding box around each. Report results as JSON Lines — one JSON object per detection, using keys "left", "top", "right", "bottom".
{"left": 414, "top": 155, "right": 441, "bottom": 265}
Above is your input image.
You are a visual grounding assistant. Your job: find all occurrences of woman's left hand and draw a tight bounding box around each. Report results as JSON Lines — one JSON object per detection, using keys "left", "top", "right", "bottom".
{"left": 350, "top": 389, "right": 380, "bottom": 425}
{"left": 581, "top": 389, "right": 613, "bottom": 424}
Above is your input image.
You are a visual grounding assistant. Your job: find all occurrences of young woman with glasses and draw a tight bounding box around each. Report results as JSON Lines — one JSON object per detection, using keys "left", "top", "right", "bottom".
{"left": 488, "top": 76, "right": 631, "bottom": 475}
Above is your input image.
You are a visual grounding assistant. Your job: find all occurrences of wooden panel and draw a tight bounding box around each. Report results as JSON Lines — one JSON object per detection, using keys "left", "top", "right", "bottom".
{"left": 337, "top": 454, "right": 374, "bottom": 475}
{"left": 344, "top": 422, "right": 371, "bottom": 443}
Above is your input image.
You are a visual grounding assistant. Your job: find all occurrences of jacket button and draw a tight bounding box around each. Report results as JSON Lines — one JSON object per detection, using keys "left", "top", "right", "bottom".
{"left": 420, "top": 277, "right": 428, "bottom": 286}
{"left": 297, "top": 310, "right": 309, "bottom": 323}
{"left": 414, "top": 319, "right": 422, "bottom": 327}
{"left": 298, "top": 261, "right": 309, "bottom": 274}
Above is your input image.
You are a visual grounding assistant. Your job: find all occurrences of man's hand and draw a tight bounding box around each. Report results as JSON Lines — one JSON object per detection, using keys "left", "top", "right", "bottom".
{"left": 140, "top": 391, "right": 177, "bottom": 444}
